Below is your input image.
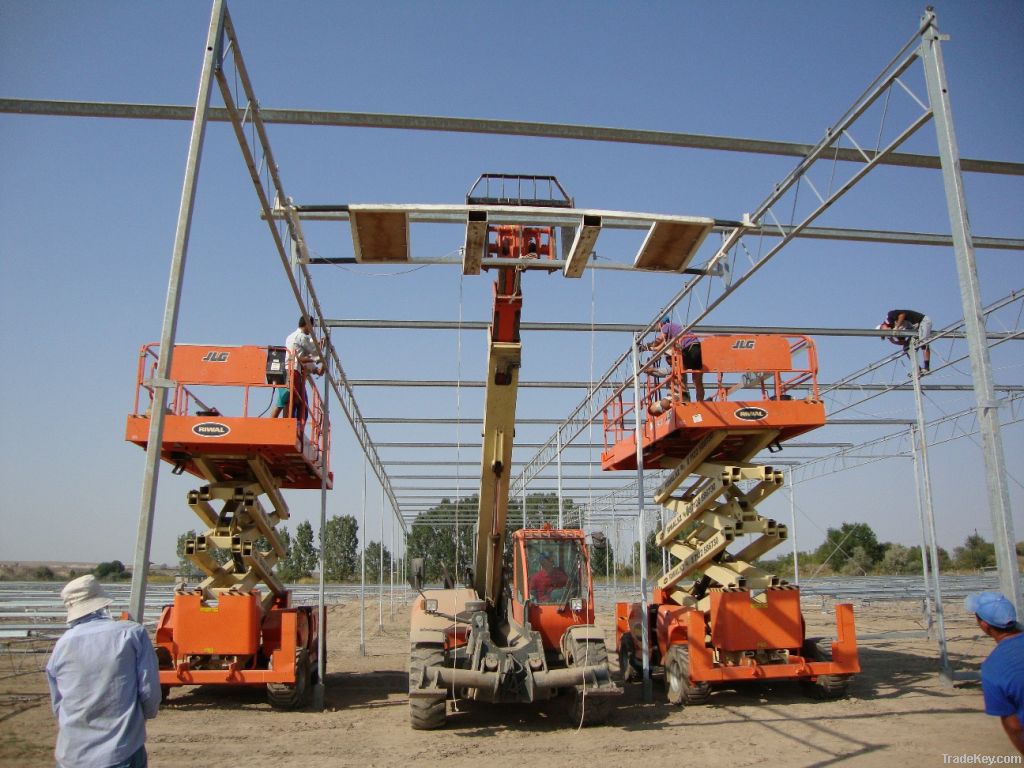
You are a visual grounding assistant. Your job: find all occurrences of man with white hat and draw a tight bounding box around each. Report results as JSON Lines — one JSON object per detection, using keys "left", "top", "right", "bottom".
{"left": 966, "top": 591, "right": 1024, "bottom": 754}
{"left": 46, "top": 574, "right": 160, "bottom": 767}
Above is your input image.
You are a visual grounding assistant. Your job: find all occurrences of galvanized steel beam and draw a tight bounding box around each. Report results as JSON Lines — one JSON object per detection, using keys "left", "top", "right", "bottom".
{"left": 3, "top": 97, "right": 1022, "bottom": 176}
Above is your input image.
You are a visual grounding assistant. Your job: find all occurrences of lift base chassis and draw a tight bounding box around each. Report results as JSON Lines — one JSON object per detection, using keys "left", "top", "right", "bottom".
{"left": 617, "top": 588, "right": 859, "bottom": 689}
{"left": 410, "top": 605, "right": 620, "bottom": 703}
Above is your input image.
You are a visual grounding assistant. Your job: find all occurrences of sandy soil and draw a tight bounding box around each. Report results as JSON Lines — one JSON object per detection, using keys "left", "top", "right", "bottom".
{"left": 1, "top": 597, "right": 1018, "bottom": 767}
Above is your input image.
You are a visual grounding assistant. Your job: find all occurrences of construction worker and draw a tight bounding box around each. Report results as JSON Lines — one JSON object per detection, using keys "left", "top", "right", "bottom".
{"left": 649, "top": 315, "right": 704, "bottom": 401}
{"left": 270, "top": 316, "right": 324, "bottom": 419}
{"left": 965, "top": 592, "right": 1024, "bottom": 755}
{"left": 529, "top": 551, "right": 569, "bottom": 603}
{"left": 878, "top": 308, "right": 931, "bottom": 372}
{"left": 46, "top": 575, "right": 160, "bottom": 768}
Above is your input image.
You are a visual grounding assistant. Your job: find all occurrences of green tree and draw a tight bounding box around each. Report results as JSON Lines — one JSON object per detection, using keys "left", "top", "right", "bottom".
{"left": 176, "top": 529, "right": 228, "bottom": 576}
{"left": 275, "top": 521, "right": 318, "bottom": 582}
{"left": 520, "top": 492, "right": 577, "bottom": 528}
{"left": 909, "top": 544, "right": 951, "bottom": 573}
{"left": 588, "top": 533, "right": 615, "bottom": 578}
{"left": 365, "top": 541, "right": 393, "bottom": 581}
{"left": 954, "top": 532, "right": 996, "bottom": 571}
{"left": 813, "top": 522, "right": 884, "bottom": 572}
{"left": 93, "top": 560, "right": 128, "bottom": 580}
{"left": 176, "top": 530, "right": 199, "bottom": 576}
{"left": 407, "top": 496, "right": 477, "bottom": 584}
{"left": 292, "top": 521, "right": 318, "bottom": 577}
{"left": 631, "top": 529, "right": 662, "bottom": 575}
{"left": 879, "top": 543, "right": 918, "bottom": 574}
{"left": 322, "top": 514, "right": 359, "bottom": 581}
{"left": 840, "top": 546, "right": 874, "bottom": 575}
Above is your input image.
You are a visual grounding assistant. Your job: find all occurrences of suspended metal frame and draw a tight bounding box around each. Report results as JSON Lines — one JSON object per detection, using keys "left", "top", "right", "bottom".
{"left": 97, "top": 2, "right": 1022, "bottom": 640}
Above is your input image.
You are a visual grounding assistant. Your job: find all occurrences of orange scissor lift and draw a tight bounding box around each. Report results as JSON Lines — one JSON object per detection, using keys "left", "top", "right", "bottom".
{"left": 125, "top": 342, "right": 332, "bottom": 708}
{"left": 603, "top": 334, "right": 859, "bottom": 703}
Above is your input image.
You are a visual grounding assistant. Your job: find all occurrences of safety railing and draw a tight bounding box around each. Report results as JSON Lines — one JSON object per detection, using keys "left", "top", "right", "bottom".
{"left": 130, "top": 343, "right": 329, "bottom": 469}
{"left": 602, "top": 334, "right": 821, "bottom": 451}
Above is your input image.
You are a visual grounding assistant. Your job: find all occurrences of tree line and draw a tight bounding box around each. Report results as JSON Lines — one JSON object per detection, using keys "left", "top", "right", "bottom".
{"left": 168, "top": 511, "right": 1016, "bottom": 584}
{"left": 175, "top": 515, "right": 394, "bottom": 583}
{"left": 405, "top": 492, "right": 616, "bottom": 584}
{"left": 630, "top": 520, "right": 1017, "bottom": 578}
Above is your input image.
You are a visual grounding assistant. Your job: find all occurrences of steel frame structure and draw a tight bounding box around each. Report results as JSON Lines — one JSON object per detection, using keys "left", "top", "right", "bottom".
{"left": 8, "top": 1, "right": 1012, "bottom": 692}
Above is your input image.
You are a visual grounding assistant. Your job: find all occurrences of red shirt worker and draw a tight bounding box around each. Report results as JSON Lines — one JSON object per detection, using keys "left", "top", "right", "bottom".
{"left": 529, "top": 552, "right": 569, "bottom": 602}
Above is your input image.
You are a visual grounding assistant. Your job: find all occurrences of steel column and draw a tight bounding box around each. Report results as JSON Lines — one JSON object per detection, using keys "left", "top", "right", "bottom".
{"left": 631, "top": 338, "right": 652, "bottom": 701}
{"left": 789, "top": 469, "right": 800, "bottom": 585}
{"left": 128, "top": 0, "right": 224, "bottom": 623}
{"left": 556, "top": 431, "right": 564, "bottom": 529}
{"left": 920, "top": 10, "right": 1020, "bottom": 614}
{"left": 910, "top": 356, "right": 951, "bottom": 680}
{"left": 909, "top": 427, "right": 935, "bottom": 635}
{"left": 314, "top": 348, "right": 330, "bottom": 709}
{"left": 359, "top": 456, "right": 367, "bottom": 656}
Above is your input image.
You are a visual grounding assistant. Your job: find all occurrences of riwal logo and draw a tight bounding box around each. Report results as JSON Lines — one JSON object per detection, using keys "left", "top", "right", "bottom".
{"left": 202, "top": 351, "right": 229, "bottom": 363}
{"left": 192, "top": 422, "right": 230, "bottom": 438}
{"left": 734, "top": 406, "right": 768, "bottom": 421}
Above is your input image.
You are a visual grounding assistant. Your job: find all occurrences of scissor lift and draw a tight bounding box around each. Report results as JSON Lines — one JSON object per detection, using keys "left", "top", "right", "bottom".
{"left": 604, "top": 334, "right": 859, "bottom": 702}
{"left": 125, "top": 343, "right": 332, "bottom": 708}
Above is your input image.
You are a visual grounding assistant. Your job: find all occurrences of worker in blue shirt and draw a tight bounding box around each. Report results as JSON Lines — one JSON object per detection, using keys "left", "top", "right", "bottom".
{"left": 46, "top": 575, "right": 161, "bottom": 768}
{"left": 966, "top": 591, "right": 1024, "bottom": 755}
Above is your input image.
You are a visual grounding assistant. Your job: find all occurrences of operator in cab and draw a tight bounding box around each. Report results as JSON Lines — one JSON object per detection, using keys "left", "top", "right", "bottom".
{"left": 529, "top": 551, "right": 568, "bottom": 603}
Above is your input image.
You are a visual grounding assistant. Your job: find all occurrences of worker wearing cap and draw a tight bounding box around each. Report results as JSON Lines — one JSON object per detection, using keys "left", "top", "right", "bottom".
{"left": 966, "top": 591, "right": 1024, "bottom": 754}
{"left": 46, "top": 575, "right": 160, "bottom": 768}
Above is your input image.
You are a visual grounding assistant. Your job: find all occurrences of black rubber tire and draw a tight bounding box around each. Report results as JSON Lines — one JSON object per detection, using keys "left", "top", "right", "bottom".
{"left": 155, "top": 646, "right": 173, "bottom": 704}
{"left": 567, "top": 639, "right": 612, "bottom": 726}
{"left": 409, "top": 644, "right": 447, "bottom": 730}
{"left": 664, "top": 645, "right": 710, "bottom": 706}
{"left": 800, "top": 639, "right": 850, "bottom": 701}
{"left": 618, "top": 634, "right": 638, "bottom": 684}
{"left": 267, "top": 648, "right": 311, "bottom": 710}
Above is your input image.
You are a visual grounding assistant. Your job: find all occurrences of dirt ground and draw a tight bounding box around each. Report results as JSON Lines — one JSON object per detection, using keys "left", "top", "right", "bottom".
{"left": 1, "top": 597, "right": 1019, "bottom": 767}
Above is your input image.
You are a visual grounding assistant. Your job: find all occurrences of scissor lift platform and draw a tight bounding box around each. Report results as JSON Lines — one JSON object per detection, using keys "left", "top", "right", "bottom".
{"left": 125, "top": 343, "right": 331, "bottom": 490}
{"left": 605, "top": 334, "right": 858, "bottom": 702}
{"left": 602, "top": 334, "right": 825, "bottom": 471}
{"left": 126, "top": 342, "right": 330, "bottom": 708}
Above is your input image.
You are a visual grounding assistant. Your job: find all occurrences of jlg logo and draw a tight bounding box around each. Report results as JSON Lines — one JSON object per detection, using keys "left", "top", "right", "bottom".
{"left": 202, "top": 351, "right": 229, "bottom": 362}
{"left": 732, "top": 340, "right": 755, "bottom": 350}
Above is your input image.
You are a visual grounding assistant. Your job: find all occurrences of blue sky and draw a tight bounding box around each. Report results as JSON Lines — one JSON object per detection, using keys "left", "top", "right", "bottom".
{"left": 1, "top": 0, "right": 1021, "bottom": 567}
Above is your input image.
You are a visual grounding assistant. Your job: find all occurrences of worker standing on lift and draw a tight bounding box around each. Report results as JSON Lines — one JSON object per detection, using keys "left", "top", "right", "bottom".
{"left": 649, "top": 315, "right": 704, "bottom": 402}
{"left": 270, "top": 316, "right": 324, "bottom": 420}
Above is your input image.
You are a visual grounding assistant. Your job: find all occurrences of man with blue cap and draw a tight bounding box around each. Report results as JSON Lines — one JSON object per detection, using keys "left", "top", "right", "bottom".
{"left": 966, "top": 591, "right": 1024, "bottom": 754}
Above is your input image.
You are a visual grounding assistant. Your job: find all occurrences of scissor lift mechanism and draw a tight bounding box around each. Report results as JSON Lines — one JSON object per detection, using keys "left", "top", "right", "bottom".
{"left": 606, "top": 334, "right": 859, "bottom": 702}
